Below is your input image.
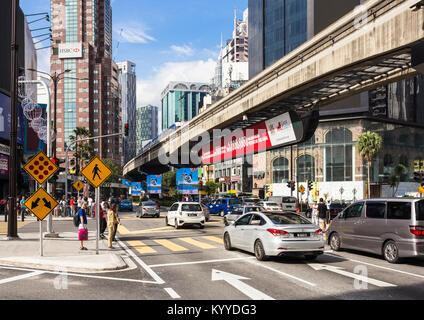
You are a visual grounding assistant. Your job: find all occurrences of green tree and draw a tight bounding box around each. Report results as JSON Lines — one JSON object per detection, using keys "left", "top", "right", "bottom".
{"left": 205, "top": 181, "right": 221, "bottom": 196}
{"left": 69, "top": 127, "right": 93, "bottom": 173}
{"left": 102, "top": 159, "right": 121, "bottom": 186}
{"left": 357, "top": 131, "right": 383, "bottom": 198}
{"left": 388, "top": 164, "right": 406, "bottom": 197}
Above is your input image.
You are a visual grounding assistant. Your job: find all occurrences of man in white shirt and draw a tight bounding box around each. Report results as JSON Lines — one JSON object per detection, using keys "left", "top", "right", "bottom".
{"left": 88, "top": 196, "right": 93, "bottom": 216}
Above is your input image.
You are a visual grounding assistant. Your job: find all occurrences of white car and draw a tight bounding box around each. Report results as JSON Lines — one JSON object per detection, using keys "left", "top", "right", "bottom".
{"left": 223, "top": 211, "right": 324, "bottom": 261}
{"left": 257, "top": 201, "right": 281, "bottom": 212}
{"left": 166, "top": 202, "right": 206, "bottom": 229}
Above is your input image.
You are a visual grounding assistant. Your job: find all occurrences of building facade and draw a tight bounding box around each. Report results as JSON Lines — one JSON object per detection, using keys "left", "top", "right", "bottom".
{"left": 248, "top": 0, "right": 360, "bottom": 79}
{"left": 136, "top": 105, "right": 158, "bottom": 154}
{"left": 117, "top": 61, "right": 137, "bottom": 165}
{"left": 161, "top": 82, "right": 211, "bottom": 131}
{"left": 50, "top": 0, "right": 122, "bottom": 167}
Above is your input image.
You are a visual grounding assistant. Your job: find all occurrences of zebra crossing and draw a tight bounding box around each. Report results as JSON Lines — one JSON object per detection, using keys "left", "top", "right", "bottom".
{"left": 126, "top": 235, "right": 224, "bottom": 255}
{"left": 0, "top": 221, "right": 32, "bottom": 236}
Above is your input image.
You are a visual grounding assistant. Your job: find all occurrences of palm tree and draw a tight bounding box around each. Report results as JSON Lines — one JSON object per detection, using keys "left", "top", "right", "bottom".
{"left": 69, "top": 127, "right": 93, "bottom": 174}
{"left": 357, "top": 131, "right": 383, "bottom": 198}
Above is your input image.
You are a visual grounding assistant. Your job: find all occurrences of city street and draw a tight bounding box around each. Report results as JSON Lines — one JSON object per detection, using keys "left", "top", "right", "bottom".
{"left": 1, "top": 207, "right": 424, "bottom": 301}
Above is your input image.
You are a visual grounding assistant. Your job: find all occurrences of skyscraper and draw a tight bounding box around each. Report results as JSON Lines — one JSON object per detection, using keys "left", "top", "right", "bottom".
{"left": 117, "top": 61, "right": 137, "bottom": 164}
{"left": 50, "top": 0, "right": 121, "bottom": 166}
{"left": 161, "top": 82, "right": 211, "bottom": 131}
{"left": 248, "top": 0, "right": 360, "bottom": 78}
{"left": 136, "top": 105, "right": 158, "bottom": 153}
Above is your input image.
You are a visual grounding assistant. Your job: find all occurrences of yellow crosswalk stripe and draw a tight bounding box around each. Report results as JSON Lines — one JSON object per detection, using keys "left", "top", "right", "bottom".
{"left": 127, "top": 240, "right": 157, "bottom": 254}
{"left": 202, "top": 236, "right": 224, "bottom": 245}
{"left": 154, "top": 239, "right": 188, "bottom": 252}
{"left": 179, "top": 237, "right": 217, "bottom": 249}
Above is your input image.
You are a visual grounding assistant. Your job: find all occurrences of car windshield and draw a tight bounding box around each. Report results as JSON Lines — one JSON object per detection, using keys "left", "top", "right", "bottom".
{"left": 245, "top": 207, "right": 264, "bottom": 212}
{"left": 416, "top": 200, "right": 424, "bottom": 221}
{"left": 181, "top": 204, "right": 202, "bottom": 212}
{"left": 143, "top": 201, "right": 156, "bottom": 206}
{"left": 282, "top": 197, "right": 297, "bottom": 203}
{"left": 230, "top": 199, "right": 242, "bottom": 205}
{"left": 267, "top": 213, "right": 311, "bottom": 225}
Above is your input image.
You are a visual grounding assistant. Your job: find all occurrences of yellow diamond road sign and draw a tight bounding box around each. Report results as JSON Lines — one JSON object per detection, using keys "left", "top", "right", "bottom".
{"left": 24, "top": 151, "right": 59, "bottom": 185}
{"left": 298, "top": 185, "right": 305, "bottom": 193}
{"left": 73, "top": 180, "right": 85, "bottom": 192}
{"left": 24, "top": 187, "right": 58, "bottom": 221}
{"left": 81, "top": 156, "right": 112, "bottom": 188}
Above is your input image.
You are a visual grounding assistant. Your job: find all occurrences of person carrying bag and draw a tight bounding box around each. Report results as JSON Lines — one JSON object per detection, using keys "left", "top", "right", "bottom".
{"left": 107, "top": 203, "right": 120, "bottom": 249}
{"left": 78, "top": 203, "right": 89, "bottom": 251}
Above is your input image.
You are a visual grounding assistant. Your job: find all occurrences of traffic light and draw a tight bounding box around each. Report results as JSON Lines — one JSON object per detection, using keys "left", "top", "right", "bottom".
{"left": 291, "top": 181, "right": 296, "bottom": 191}
{"left": 287, "top": 181, "right": 292, "bottom": 189}
{"left": 51, "top": 157, "right": 66, "bottom": 173}
{"left": 414, "top": 171, "right": 424, "bottom": 183}
{"left": 124, "top": 124, "right": 129, "bottom": 137}
{"left": 308, "top": 180, "right": 313, "bottom": 191}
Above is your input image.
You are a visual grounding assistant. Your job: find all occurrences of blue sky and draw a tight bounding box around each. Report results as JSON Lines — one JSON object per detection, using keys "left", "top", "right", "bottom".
{"left": 21, "top": 0, "right": 248, "bottom": 107}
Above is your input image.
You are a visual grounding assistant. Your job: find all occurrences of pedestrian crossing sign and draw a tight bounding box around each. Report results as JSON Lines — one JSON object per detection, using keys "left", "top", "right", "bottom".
{"left": 80, "top": 156, "right": 112, "bottom": 188}
{"left": 73, "top": 179, "right": 85, "bottom": 192}
{"left": 24, "top": 187, "right": 58, "bottom": 221}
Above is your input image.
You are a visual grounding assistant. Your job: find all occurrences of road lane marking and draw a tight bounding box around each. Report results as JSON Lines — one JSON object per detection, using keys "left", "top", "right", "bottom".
{"left": 154, "top": 239, "right": 188, "bottom": 252}
{"left": 325, "top": 252, "right": 424, "bottom": 280}
{"left": 308, "top": 263, "right": 396, "bottom": 287}
{"left": 179, "top": 237, "right": 217, "bottom": 249}
{"left": 0, "top": 271, "right": 44, "bottom": 285}
{"left": 149, "top": 257, "right": 256, "bottom": 268}
{"left": 164, "top": 287, "right": 181, "bottom": 299}
{"left": 247, "top": 260, "right": 316, "bottom": 287}
{"left": 127, "top": 240, "right": 157, "bottom": 254}
{"left": 117, "top": 239, "right": 165, "bottom": 284}
{"left": 202, "top": 236, "right": 224, "bottom": 245}
{"left": 212, "top": 269, "right": 274, "bottom": 300}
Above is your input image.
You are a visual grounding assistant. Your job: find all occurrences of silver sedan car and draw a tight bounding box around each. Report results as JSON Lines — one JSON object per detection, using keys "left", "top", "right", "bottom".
{"left": 224, "top": 206, "right": 264, "bottom": 226}
{"left": 136, "top": 201, "right": 160, "bottom": 218}
{"left": 223, "top": 211, "right": 325, "bottom": 261}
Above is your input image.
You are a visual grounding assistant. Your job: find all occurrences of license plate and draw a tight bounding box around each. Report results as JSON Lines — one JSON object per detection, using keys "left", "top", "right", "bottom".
{"left": 188, "top": 214, "right": 197, "bottom": 217}
{"left": 295, "top": 233, "right": 309, "bottom": 238}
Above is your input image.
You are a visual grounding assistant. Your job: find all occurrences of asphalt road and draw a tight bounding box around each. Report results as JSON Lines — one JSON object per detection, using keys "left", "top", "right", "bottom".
{"left": 1, "top": 208, "right": 424, "bottom": 301}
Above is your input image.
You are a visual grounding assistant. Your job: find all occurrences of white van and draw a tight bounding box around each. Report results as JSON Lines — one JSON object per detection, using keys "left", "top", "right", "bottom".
{"left": 267, "top": 196, "right": 298, "bottom": 212}
{"left": 166, "top": 202, "right": 205, "bottom": 229}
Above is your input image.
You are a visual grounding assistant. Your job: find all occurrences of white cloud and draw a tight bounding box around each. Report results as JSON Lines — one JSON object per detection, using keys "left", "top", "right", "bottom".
{"left": 170, "top": 45, "right": 194, "bottom": 57}
{"left": 114, "top": 24, "right": 156, "bottom": 44}
{"left": 137, "top": 59, "right": 216, "bottom": 108}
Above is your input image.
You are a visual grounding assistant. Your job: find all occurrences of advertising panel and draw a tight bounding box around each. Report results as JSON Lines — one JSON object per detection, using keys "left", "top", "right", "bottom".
{"left": 24, "top": 103, "right": 46, "bottom": 155}
{"left": 147, "top": 175, "right": 162, "bottom": 194}
{"left": 176, "top": 168, "right": 198, "bottom": 195}
{"left": 130, "top": 182, "right": 144, "bottom": 196}
{"left": 0, "top": 92, "right": 24, "bottom": 144}
{"left": 201, "top": 111, "right": 307, "bottom": 165}
{"left": 59, "top": 42, "right": 83, "bottom": 59}
{"left": 0, "top": 154, "right": 9, "bottom": 176}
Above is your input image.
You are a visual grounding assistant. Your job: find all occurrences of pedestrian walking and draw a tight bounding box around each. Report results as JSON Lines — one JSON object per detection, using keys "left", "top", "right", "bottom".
{"left": 111, "top": 202, "right": 120, "bottom": 242}
{"left": 88, "top": 195, "right": 93, "bottom": 217}
{"left": 317, "top": 198, "right": 328, "bottom": 231}
{"left": 70, "top": 197, "right": 76, "bottom": 216}
{"left": 96, "top": 204, "right": 107, "bottom": 239}
{"left": 107, "top": 203, "right": 120, "bottom": 249}
{"left": 77, "top": 203, "right": 89, "bottom": 251}
{"left": 19, "top": 196, "right": 26, "bottom": 221}
{"left": 312, "top": 200, "right": 319, "bottom": 225}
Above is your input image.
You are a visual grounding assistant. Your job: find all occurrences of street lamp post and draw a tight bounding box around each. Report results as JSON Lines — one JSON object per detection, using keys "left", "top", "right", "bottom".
{"left": 7, "top": 0, "right": 20, "bottom": 239}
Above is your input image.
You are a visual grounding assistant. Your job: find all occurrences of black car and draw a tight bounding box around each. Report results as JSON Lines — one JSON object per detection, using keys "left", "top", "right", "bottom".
{"left": 328, "top": 202, "right": 347, "bottom": 220}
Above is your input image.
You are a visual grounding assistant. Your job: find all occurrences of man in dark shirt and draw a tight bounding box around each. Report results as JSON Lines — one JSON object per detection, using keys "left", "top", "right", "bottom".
{"left": 317, "top": 198, "right": 328, "bottom": 231}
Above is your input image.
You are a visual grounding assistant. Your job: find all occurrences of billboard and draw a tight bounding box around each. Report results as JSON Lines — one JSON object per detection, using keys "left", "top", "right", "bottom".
{"left": 201, "top": 111, "right": 318, "bottom": 165}
{"left": 130, "top": 182, "right": 144, "bottom": 196}
{"left": 0, "top": 92, "right": 25, "bottom": 144}
{"left": 0, "top": 154, "right": 9, "bottom": 176}
{"left": 176, "top": 168, "right": 199, "bottom": 195}
{"left": 59, "top": 42, "right": 83, "bottom": 59}
{"left": 147, "top": 175, "right": 162, "bottom": 194}
{"left": 24, "top": 103, "right": 46, "bottom": 155}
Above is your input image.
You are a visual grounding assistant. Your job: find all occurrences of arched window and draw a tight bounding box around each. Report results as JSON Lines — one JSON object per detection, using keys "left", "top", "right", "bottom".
{"left": 325, "top": 128, "right": 353, "bottom": 182}
{"left": 272, "top": 157, "right": 289, "bottom": 183}
{"left": 173, "top": 83, "right": 189, "bottom": 90}
{"left": 297, "top": 155, "right": 315, "bottom": 182}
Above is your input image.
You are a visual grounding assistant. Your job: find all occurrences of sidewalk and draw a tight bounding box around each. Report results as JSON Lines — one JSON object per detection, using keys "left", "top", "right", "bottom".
{"left": 0, "top": 226, "right": 129, "bottom": 273}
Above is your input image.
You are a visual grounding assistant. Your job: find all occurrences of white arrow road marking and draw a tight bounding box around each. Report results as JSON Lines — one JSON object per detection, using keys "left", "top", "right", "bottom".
{"left": 308, "top": 264, "right": 397, "bottom": 288}
{"left": 0, "top": 271, "right": 44, "bottom": 285}
{"left": 211, "top": 269, "right": 275, "bottom": 300}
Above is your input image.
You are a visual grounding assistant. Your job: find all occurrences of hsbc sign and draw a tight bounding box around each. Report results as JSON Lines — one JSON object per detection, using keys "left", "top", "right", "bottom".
{"left": 59, "top": 43, "right": 83, "bottom": 59}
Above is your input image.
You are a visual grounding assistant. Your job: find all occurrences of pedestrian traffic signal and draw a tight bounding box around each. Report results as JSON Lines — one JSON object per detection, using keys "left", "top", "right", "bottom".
{"left": 124, "top": 124, "right": 129, "bottom": 137}
{"left": 308, "top": 180, "right": 313, "bottom": 191}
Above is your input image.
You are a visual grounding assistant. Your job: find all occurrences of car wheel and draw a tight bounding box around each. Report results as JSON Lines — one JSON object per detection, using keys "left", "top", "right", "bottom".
{"left": 174, "top": 219, "right": 179, "bottom": 229}
{"left": 383, "top": 240, "right": 400, "bottom": 264}
{"left": 329, "top": 232, "right": 341, "bottom": 251}
{"left": 156, "top": 213, "right": 160, "bottom": 218}
{"left": 224, "top": 218, "right": 229, "bottom": 226}
{"left": 304, "top": 254, "right": 318, "bottom": 261}
{"left": 254, "top": 240, "right": 268, "bottom": 261}
{"left": 220, "top": 210, "right": 225, "bottom": 217}
{"left": 199, "top": 224, "right": 204, "bottom": 229}
{"left": 224, "top": 233, "right": 233, "bottom": 251}
{"left": 165, "top": 217, "right": 168, "bottom": 226}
